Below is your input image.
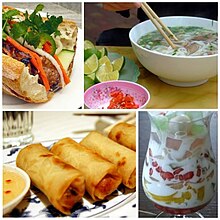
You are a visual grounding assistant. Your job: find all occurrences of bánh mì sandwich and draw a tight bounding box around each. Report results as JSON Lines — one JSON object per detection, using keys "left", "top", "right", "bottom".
{"left": 2, "top": 4, "right": 78, "bottom": 103}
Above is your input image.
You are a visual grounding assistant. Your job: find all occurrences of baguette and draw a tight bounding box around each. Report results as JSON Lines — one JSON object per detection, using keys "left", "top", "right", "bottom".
{"left": 2, "top": 5, "right": 78, "bottom": 103}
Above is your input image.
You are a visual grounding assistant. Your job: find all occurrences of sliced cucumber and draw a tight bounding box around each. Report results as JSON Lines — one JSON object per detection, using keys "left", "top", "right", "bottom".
{"left": 57, "top": 49, "right": 75, "bottom": 71}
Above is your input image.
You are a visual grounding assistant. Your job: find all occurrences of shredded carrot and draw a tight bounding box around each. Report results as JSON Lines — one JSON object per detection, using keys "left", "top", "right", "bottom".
{"left": 53, "top": 54, "right": 70, "bottom": 85}
{"left": 6, "top": 36, "right": 50, "bottom": 91}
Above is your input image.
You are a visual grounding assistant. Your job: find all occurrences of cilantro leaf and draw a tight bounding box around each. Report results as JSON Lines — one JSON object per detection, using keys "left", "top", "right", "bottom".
{"left": 10, "top": 22, "right": 28, "bottom": 39}
{"left": 3, "top": 4, "right": 63, "bottom": 50}
{"left": 2, "top": 9, "right": 20, "bottom": 36}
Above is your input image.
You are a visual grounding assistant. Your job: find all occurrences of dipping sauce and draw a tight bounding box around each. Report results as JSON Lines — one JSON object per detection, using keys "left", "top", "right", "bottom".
{"left": 3, "top": 169, "right": 26, "bottom": 205}
{"left": 138, "top": 26, "right": 217, "bottom": 56}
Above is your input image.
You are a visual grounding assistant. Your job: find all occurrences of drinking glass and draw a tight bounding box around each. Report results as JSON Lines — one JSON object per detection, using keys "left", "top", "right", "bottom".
{"left": 142, "top": 111, "right": 216, "bottom": 217}
{"left": 3, "top": 111, "right": 34, "bottom": 149}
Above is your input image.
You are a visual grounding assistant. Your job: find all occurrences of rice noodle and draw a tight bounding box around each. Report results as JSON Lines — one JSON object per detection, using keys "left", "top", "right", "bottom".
{"left": 138, "top": 26, "right": 217, "bottom": 56}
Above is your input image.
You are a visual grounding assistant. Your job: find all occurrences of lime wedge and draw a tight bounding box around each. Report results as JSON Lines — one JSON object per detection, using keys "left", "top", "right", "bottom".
{"left": 112, "top": 56, "right": 125, "bottom": 72}
{"left": 99, "top": 47, "right": 108, "bottom": 57}
{"left": 98, "top": 56, "right": 113, "bottom": 70}
{"left": 96, "top": 70, "right": 119, "bottom": 82}
{"left": 84, "top": 40, "right": 95, "bottom": 50}
{"left": 84, "top": 48, "right": 101, "bottom": 61}
{"left": 84, "top": 54, "right": 98, "bottom": 75}
{"left": 84, "top": 75, "right": 95, "bottom": 91}
{"left": 87, "top": 72, "right": 96, "bottom": 81}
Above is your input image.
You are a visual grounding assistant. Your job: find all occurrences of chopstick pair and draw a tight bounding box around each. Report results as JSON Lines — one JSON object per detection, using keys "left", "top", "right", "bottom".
{"left": 141, "top": 2, "right": 178, "bottom": 49}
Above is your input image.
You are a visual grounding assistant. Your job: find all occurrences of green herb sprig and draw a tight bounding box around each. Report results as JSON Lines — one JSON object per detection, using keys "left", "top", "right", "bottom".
{"left": 2, "top": 4, "right": 63, "bottom": 51}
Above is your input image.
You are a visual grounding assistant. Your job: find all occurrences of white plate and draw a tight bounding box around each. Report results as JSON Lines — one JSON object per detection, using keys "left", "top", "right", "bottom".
{"left": 3, "top": 28, "right": 84, "bottom": 110}
{"left": 3, "top": 139, "right": 136, "bottom": 218}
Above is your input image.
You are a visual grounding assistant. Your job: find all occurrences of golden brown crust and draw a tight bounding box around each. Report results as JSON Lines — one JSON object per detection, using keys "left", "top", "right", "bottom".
{"left": 80, "top": 131, "right": 136, "bottom": 189}
{"left": 2, "top": 55, "right": 49, "bottom": 103}
{"left": 108, "top": 123, "right": 136, "bottom": 151}
{"left": 51, "top": 138, "right": 122, "bottom": 200}
{"left": 16, "top": 143, "right": 85, "bottom": 215}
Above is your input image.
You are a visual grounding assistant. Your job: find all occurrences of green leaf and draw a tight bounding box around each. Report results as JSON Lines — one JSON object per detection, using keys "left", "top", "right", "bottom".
{"left": 10, "top": 22, "right": 28, "bottom": 39}
{"left": 2, "top": 9, "right": 20, "bottom": 20}
{"left": 25, "top": 32, "right": 40, "bottom": 48}
{"left": 3, "top": 4, "right": 63, "bottom": 49}
{"left": 29, "top": 4, "right": 44, "bottom": 21}
{"left": 40, "top": 16, "right": 63, "bottom": 35}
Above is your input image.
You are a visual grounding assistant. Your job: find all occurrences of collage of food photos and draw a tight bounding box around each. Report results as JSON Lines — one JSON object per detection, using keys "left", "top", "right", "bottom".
{"left": 2, "top": 1, "right": 218, "bottom": 218}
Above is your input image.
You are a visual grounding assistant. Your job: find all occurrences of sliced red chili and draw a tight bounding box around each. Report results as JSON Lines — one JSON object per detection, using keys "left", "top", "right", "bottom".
{"left": 107, "top": 91, "right": 139, "bottom": 109}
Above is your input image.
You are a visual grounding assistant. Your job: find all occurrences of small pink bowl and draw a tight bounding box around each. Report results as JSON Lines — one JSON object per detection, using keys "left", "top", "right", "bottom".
{"left": 84, "top": 80, "right": 150, "bottom": 109}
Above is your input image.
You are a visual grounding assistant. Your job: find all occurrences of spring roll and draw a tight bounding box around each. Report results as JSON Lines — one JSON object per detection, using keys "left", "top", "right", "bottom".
{"left": 108, "top": 123, "right": 136, "bottom": 151}
{"left": 80, "top": 131, "right": 136, "bottom": 189}
{"left": 16, "top": 143, "right": 85, "bottom": 215}
{"left": 51, "top": 137, "right": 122, "bottom": 200}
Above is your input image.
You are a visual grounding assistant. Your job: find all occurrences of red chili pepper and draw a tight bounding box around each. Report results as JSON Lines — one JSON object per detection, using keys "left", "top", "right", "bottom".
{"left": 42, "top": 41, "right": 52, "bottom": 54}
{"left": 6, "top": 179, "right": 12, "bottom": 183}
{"left": 107, "top": 91, "right": 139, "bottom": 109}
{"left": 5, "top": 190, "right": 11, "bottom": 194}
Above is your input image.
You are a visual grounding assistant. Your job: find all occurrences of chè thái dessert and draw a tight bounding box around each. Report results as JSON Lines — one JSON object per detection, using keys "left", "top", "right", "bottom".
{"left": 142, "top": 111, "right": 216, "bottom": 214}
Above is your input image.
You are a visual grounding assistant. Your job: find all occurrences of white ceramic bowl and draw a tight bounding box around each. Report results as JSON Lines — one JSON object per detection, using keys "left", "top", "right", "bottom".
{"left": 84, "top": 80, "right": 150, "bottom": 109}
{"left": 129, "top": 16, "right": 218, "bottom": 87}
{"left": 3, "top": 164, "right": 31, "bottom": 215}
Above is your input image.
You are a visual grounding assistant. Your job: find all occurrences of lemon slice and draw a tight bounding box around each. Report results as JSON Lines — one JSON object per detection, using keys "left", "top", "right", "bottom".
{"left": 84, "top": 40, "right": 95, "bottom": 50}
{"left": 96, "top": 70, "right": 119, "bottom": 82}
{"left": 112, "top": 56, "right": 125, "bottom": 71}
{"left": 84, "top": 54, "right": 98, "bottom": 75}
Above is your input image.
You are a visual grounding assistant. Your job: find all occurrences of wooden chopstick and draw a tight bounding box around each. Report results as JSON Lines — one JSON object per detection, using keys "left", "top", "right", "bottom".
{"left": 141, "top": 2, "right": 178, "bottom": 49}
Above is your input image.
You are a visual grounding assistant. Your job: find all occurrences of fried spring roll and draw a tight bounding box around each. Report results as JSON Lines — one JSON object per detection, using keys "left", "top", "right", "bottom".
{"left": 108, "top": 122, "right": 136, "bottom": 151}
{"left": 51, "top": 138, "right": 122, "bottom": 200}
{"left": 80, "top": 131, "right": 136, "bottom": 189}
{"left": 16, "top": 144, "right": 85, "bottom": 215}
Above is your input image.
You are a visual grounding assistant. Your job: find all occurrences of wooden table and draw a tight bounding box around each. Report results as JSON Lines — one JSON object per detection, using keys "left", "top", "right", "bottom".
{"left": 138, "top": 111, "right": 218, "bottom": 218}
{"left": 104, "top": 46, "right": 217, "bottom": 109}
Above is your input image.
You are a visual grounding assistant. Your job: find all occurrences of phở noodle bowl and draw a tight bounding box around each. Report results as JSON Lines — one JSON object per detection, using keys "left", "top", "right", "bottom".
{"left": 129, "top": 16, "right": 218, "bottom": 87}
